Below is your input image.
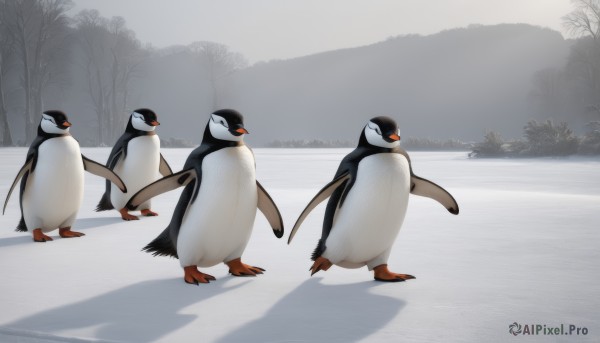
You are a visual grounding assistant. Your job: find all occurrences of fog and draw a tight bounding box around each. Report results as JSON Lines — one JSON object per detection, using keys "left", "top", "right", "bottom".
{"left": 0, "top": 1, "right": 597, "bottom": 148}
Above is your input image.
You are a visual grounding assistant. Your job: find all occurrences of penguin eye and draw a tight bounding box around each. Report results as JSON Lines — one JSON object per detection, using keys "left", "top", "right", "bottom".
{"left": 43, "top": 117, "right": 56, "bottom": 124}
{"left": 220, "top": 120, "right": 229, "bottom": 128}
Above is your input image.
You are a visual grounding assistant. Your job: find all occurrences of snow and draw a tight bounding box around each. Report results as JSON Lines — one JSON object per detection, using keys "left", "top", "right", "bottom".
{"left": 1, "top": 148, "right": 599, "bottom": 343}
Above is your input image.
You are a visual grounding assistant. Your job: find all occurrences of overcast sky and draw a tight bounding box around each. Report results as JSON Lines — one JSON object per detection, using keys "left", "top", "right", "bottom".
{"left": 70, "top": 0, "right": 573, "bottom": 63}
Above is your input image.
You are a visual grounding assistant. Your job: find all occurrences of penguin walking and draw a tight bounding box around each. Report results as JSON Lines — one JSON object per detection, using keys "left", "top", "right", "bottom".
{"left": 125, "top": 109, "right": 284, "bottom": 285}
{"left": 288, "top": 116, "right": 459, "bottom": 282}
{"left": 3, "top": 111, "right": 127, "bottom": 242}
{"left": 95, "top": 108, "right": 172, "bottom": 220}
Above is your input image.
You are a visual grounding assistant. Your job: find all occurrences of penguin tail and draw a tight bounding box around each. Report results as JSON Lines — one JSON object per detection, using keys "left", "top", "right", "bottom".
{"left": 311, "top": 239, "right": 326, "bottom": 261}
{"left": 15, "top": 216, "right": 27, "bottom": 232}
{"left": 95, "top": 192, "right": 114, "bottom": 212}
{"left": 142, "top": 227, "right": 178, "bottom": 259}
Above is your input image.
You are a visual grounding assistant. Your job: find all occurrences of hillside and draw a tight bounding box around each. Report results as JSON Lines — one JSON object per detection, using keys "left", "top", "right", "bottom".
{"left": 218, "top": 24, "right": 568, "bottom": 145}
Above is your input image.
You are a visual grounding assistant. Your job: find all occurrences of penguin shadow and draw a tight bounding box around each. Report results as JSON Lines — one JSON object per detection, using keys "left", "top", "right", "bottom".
{"left": 5, "top": 277, "right": 247, "bottom": 342}
{"left": 216, "top": 278, "right": 406, "bottom": 343}
{"left": 73, "top": 216, "right": 124, "bottom": 230}
{"left": 0, "top": 235, "right": 31, "bottom": 248}
{"left": 0, "top": 217, "right": 122, "bottom": 248}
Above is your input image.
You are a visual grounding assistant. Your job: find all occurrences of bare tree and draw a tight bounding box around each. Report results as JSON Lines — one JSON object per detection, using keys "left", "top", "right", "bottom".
{"left": 74, "top": 10, "right": 145, "bottom": 144}
{"left": 563, "top": 0, "right": 600, "bottom": 114}
{"left": 3, "top": 0, "right": 72, "bottom": 144}
{"left": 563, "top": 0, "right": 600, "bottom": 42}
{"left": 31, "top": 0, "right": 73, "bottom": 128}
{"left": 0, "top": 0, "right": 15, "bottom": 145}
{"left": 189, "top": 41, "right": 248, "bottom": 110}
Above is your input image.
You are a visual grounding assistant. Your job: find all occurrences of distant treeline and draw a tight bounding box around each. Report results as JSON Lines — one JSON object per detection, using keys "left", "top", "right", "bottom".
{"left": 401, "top": 138, "right": 471, "bottom": 151}
{"left": 470, "top": 120, "right": 600, "bottom": 158}
{"left": 80, "top": 137, "right": 196, "bottom": 148}
{"left": 265, "top": 138, "right": 471, "bottom": 150}
{"left": 265, "top": 139, "right": 353, "bottom": 148}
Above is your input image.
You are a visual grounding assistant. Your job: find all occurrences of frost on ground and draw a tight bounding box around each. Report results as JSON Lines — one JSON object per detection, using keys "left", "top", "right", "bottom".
{"left": 0, "top": 148, "right": 598, "bottom": 343}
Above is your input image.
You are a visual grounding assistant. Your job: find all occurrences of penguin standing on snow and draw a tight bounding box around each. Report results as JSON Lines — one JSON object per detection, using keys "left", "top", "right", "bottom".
{"left": 95, "top": 108, "right": 172, "bottom": 220}
{"left": 288, "top": 116, "right": 459, "bottom": 282}
{"left": 125, "top": 109, "right": 284, "bottom": 285}
{"left": 3, "top": 110, "right": 127, "bottom": 242}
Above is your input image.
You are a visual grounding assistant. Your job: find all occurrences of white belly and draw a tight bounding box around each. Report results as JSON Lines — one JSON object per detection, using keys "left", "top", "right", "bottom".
{"left": 177, "top": 146, "right": 258, "bottom": 267}
{"left": 111, "top": 135, "right": 161, "bottom": 210}
{"left": 323, "top": 153, "right": 411, "bottom": 268}
{"left": 22, "top": 137, "right": 84, "bottom": 232}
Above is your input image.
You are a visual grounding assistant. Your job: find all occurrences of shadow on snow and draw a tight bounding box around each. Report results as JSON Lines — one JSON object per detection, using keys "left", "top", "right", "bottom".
{"left": 4, "top": 277, "right": 248, "bottom": 342}
{"left": 0, "top": 217, "right": 123, "bottom": 248}
{"left": 216, "top": 277, "right": 406, "bottom": 343}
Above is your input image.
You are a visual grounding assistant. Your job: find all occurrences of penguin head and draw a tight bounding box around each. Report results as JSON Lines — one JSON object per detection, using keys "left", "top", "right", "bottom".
{"left": 40, "top": 110, "right": 72, "bottom": 134}
{"left": 363, "top": 116, "right": 401, "bottom": 148}
{"left": 130, "top": 108, "right": 160, "bottom": 132}
{"left": 208, "top": 109, "right": 248, "bottom": 142}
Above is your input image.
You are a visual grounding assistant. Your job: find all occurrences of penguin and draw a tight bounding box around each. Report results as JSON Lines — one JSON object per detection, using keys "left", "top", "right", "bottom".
{"left": 125, "top": 109, "right": 284, "bottom": 285}
{"left": 3, "top": 110, "right": 127, "bottom": 242}
{"left": 95, "top": 108, "right": 172, "bottom": 220}
{"left": 288, "top": 116, "right": 459, "bottom": 282}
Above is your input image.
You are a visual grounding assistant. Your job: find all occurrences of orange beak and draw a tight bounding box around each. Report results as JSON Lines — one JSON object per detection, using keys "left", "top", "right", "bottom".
{"left": 235, "top": 128, "right": 249, "bottom": 134}
{"left": 149, "top": 120, "right": 160, "bottom": 126}
{"left": 62, "top": 121, "right": 72, "bottom": 127}
{"left": 388, "top": 133, "right": 400, "bottom": 141}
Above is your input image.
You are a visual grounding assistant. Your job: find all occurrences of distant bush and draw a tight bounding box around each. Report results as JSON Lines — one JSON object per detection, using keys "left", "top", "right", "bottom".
{"left": 469, "top": 131, "right": 505, "bottom": 157}
{"left": 579, "top": 121, "right": 600, "bottom": 155}
{"left": 522, "top": 120, "right": 578, "bottom": 156}
{"left": 470, "top": 120, "right": 593, "bottom": 158}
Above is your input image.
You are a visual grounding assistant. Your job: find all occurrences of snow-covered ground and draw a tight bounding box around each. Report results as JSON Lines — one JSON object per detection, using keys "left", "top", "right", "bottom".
{"left": 0, "top": 148, "right": 598, "bottom": 343}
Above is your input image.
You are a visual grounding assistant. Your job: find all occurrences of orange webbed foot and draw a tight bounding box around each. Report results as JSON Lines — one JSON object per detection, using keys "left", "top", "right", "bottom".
{"left": 373, "top": 264, "right": 415, "bottom": 282}
{"left": 226, "top": 258, "right": 265, "bottom": 277}
{"left": 32, "top": 228, "right": 53, "bottom": 242}
{"left": 310, "top": 256, "right": 332, "bottom": 276}
{"left": 141, "top": 209, "right": 158, "bottom": 217}
{"left": 119, "top": 208, "right": 139, "bottom": 221}
{"left": 59, "top": 227, "right": 85, "bottom": 238}
{"left": 183, "top": 266, "right": 216, "bottom": 285}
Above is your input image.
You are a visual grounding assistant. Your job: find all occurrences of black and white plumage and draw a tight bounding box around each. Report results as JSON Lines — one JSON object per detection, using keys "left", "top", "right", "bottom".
{"left": 125, "top": 109, "right": 283, "bottom": 284}
{"left": 289, "top": 116, "right": 459, "bottom": 281}
{"left": 3, "top": 110, "right": 127, "bottom": 241}
{"left": 95, "top": 108, "right": 171, "bottom": 218}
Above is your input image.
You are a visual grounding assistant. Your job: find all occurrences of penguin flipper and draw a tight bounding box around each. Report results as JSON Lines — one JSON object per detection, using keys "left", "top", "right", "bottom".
{"left": 82, "top": 155, "right": 128, "bottom": 193}
{"left": 288, "top": 171, "right": 350, "bottom": 244}
{"left": 159, "top": 153, "right": 173, "bottom": 176}
{"left": 410, "top": 175, "right": 459, "bottom": 214}
{"left": 256, "top": 181, "right": 284, "bottom": 238}
{"left": 126, "top": 169, "right": 197, "bottom": 210}
{"left": 3, "top": 158, "right": 33, "bottom": 215}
